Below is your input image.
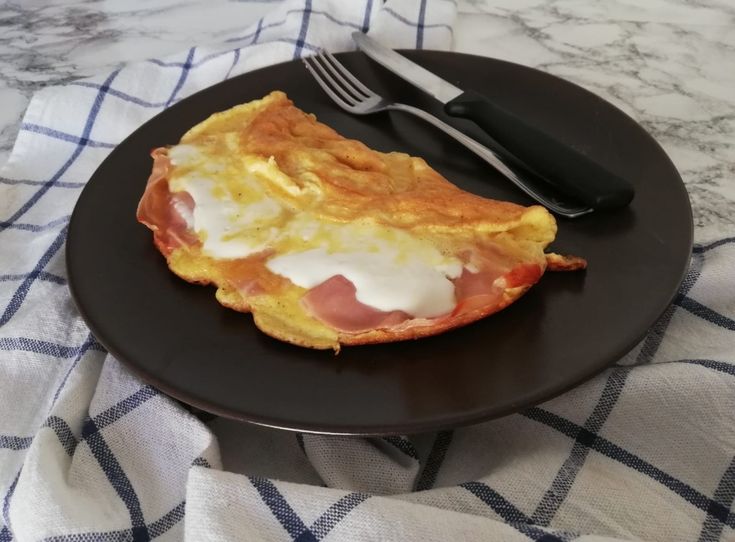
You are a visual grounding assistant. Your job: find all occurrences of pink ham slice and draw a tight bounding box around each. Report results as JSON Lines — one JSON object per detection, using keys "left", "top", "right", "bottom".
{"left": 301, "top": 260, "right": 544, "bottom": 333}
{"left": 302, "top": 275, "right": 410, "bottom": 333}
{"left": 137, "top": 149, "right": 546, "bottom": 334}
{"left": 449, "top": 263, "right": 543, "bottom": 316}
{"left": 451, "top": 268, "right": 505, "bottom": 315}
{"left": 136, "top": 148, "right": 198, "bottom": 255}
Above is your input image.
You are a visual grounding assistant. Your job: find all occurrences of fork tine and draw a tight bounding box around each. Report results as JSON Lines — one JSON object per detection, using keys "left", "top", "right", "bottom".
{"left": 319, "top": 51, "right": 373, "bottom": 100}
{"left": 305, "top": 55, "right": 359, "bottom": 106}
{"left": 302, "top": 57, "right": 357, "bottom": 110}
{"left": 310, "top": 53, "right": 365, "bottom": 105}
{"left": 322, "top": 50, "right": 375, "bottom": 98}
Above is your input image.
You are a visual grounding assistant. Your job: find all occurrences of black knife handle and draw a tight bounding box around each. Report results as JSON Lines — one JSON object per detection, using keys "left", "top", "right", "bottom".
{"left": 444, "top": 90, "right": 634, "bottom": 210}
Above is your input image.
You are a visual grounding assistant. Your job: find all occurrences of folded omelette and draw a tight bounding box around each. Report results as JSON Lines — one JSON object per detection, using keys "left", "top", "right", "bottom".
{"left": 137, "top": 91, "right": 585, "bottom": 351}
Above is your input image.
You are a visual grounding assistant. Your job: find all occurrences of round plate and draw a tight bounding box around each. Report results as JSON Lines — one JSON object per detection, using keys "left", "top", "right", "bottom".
{"left": 67, "top": 51, "right": 692, "bottom": 435}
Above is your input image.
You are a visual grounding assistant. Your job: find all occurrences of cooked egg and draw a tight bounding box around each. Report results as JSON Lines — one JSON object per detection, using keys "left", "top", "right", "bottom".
{"left": 168, "top": 140, "right": 464, "bottom": 317}
{"left": 137, "top": 91, "right": 563, "bottom": 350}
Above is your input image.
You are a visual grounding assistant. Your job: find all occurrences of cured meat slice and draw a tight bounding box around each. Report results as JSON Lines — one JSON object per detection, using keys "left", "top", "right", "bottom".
{"left": 137, "top": 91, "right": 586, "bottom": 351}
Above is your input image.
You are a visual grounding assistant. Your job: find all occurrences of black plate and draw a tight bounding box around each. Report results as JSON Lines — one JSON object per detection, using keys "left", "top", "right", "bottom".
{"left": 67, "top": 51, "right": 692, "bottom": 435}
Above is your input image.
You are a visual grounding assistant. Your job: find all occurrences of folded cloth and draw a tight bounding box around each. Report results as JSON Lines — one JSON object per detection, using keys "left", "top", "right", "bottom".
{"left": 1, "top": 0, "right": 734, "bottom": 541}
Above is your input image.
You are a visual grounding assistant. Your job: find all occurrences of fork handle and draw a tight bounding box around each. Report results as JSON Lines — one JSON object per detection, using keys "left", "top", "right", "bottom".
{"left": 444, "top": 90, "right": 634, "bottom": 210}
{"left": 389, "top": 103, "right": 591, "bottom": 217}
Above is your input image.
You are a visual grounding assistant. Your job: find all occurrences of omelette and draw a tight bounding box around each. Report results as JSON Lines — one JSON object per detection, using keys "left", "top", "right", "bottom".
{"left": 137, "top": 91, "right": 585, "bottom": 351}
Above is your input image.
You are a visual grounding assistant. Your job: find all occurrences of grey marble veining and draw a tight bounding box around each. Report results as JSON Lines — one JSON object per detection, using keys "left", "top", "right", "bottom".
{"left": 455, "top": 0, "right": 735, "bottom": 231}
{"left": 0, "top": 0, "right": 270, "bottom": 165}
{"left": 1, "top": 0, "right": 733, "bottom": 232}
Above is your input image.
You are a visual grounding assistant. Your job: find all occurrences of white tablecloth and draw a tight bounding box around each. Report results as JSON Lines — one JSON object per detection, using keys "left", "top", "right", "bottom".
{"left": 1, "top": 1, "right": 734, "bottom": 540}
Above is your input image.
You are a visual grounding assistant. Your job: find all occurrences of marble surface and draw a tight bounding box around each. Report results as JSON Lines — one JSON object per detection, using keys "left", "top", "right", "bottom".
{"left": 455, "top": 0, "right": 735, "bottom": 233}
{"left": 1, "top": 0, "right": 733, "bottom": 233}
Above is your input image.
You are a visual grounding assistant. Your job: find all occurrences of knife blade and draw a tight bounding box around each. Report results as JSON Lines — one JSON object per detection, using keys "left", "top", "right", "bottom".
{"left": 352, "top": 32, "right": 634, "bottom": 211}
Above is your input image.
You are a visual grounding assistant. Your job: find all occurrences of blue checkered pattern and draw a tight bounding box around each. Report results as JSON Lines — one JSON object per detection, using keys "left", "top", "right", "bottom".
{"left": 1, "top": 0, "right": 733, "bottom": 540}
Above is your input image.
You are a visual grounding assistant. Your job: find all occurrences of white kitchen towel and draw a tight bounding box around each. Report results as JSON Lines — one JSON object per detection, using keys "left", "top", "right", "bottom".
{"left": 1, "top": 0, "right": 734, "bottom": 541}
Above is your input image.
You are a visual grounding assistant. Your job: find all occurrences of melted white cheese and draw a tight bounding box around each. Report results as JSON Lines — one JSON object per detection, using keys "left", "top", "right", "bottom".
{"left": 266, "top": 247, "right": 462, "bottom": 318}
{"left": 181, "top": 176, "right": 282, "bottom": 259}
{"left": 171, "top": 197, "right": 194, "bottom": 230}
{"left": 168, "top": 143, "right": 463, "bottom": 317}
{"left": 168, "top": 144, "right": 200, "bottom": 166}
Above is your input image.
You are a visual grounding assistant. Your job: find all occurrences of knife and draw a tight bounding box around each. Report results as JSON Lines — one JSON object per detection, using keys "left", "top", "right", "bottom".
{"left": 352, "top": 32, "right": 634, "bottom": 211}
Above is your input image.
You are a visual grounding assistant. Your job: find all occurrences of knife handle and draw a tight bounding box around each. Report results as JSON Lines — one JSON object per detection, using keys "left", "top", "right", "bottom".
{"left": 444, "top": 90, "right": 634, "bottom": 210}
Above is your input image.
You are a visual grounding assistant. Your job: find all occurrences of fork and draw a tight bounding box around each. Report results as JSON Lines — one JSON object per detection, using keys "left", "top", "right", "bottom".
{"left": 303, "top": 50, "right": 593, "bottom": 218}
